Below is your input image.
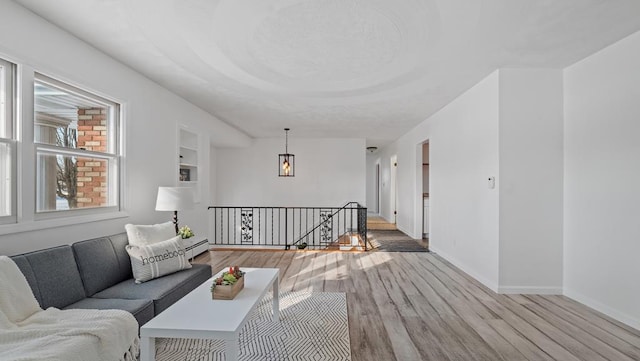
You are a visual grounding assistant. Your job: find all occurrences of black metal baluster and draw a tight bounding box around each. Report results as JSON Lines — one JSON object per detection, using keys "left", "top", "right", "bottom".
{"left": 279, "top": 207, "right": 282, "bottom": 247}
{"left": 285, "top": 208, "right": 289, "bottom": 249}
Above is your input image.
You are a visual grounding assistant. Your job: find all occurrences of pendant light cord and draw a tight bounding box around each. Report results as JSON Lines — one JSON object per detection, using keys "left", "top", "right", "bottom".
{"left": 284, "top": 128, "right": 290, "bottom": 153}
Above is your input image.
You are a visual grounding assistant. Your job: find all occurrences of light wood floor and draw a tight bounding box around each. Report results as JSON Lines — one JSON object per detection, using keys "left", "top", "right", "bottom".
{"left": 367, "top": 215, "right": 397, "bottom": 230}
{"left": 194, "top": 250, "right": 640, "bottom": 361}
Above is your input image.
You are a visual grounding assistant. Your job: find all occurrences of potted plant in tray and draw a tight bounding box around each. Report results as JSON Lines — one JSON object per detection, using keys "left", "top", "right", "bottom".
{"left": 210, "top": 266, "right": 245, "bottom": 300}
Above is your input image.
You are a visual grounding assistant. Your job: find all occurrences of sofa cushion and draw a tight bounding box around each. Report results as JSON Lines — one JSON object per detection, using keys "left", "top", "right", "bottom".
{"left": 108, "top": 233, "right": 134, "bottom": 279}
{"left": 65, "top": 297, "right": 154, "bottom": 326}
{"left": 125, "top": 236, "right": 191, "bottom": 283}
{"left": 72, "top": 236, "right": 132, "bottom": 296}
{"left": 92, "top": 263, "right": 211, "bottom": 314}
{"left": 10, "top": 255, "right": 42, "bottom": 303}
{"left": 11, "top": 246, "right": 85, "bottom": 309}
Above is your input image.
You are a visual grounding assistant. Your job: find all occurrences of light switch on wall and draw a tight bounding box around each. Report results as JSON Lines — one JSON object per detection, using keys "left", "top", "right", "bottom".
{"left": 488, "top": 176, "right": 496, "bottom": 189}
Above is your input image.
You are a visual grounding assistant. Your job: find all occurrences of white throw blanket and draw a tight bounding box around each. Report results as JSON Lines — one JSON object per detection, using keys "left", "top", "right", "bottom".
{"left": 0, "top": 256, "right": 139, "bottom": 361}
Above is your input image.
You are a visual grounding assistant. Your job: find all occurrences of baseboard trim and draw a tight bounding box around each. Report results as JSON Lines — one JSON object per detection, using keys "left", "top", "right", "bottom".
{"left": 396, "top": 225, "right": 420, "bottom": 240}
{"left": 564, "top": 287, "right": 640, "bottom": 331}
{"left": 429, "top": 246, "right": 499, "bottom": 292}
{"left": 498, "top": 286, "right": 563, "bottom": 295}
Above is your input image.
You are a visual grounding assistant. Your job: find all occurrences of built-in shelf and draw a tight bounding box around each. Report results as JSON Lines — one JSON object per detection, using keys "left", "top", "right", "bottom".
{"left": 179, "top": 145, "right": 198, "bottom": 152}
{"left": 179, "top": 128, "right": 199, "bottom": 187}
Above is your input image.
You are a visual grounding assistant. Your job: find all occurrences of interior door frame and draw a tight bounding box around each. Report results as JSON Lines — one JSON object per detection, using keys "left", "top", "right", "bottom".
{"left": 375, "top": 161, "right": 381, "bottom": 214}
{"left": 415, "top": 140, "right": 429, "bottom": 239}
{"left": 390, "top": 155, "right": 397, "bottom": 224}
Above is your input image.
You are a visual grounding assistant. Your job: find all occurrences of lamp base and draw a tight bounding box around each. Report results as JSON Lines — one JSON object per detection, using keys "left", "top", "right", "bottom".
{"left": 173, "top": 210, "right": 179, "bottom": 235}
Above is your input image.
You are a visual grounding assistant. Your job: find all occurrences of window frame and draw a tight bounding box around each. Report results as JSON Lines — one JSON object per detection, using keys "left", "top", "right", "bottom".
{"left": 33, "top": 73, "right": 122, "bottom": 219}
{"left": 0, "top": 57, "right": 16, "bottom": 224}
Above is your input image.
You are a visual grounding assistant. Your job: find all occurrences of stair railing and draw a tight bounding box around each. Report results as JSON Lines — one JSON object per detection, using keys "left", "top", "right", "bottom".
{"left": 207, "top": 202, "right": 367, "bottom": 251}
{"left": 289, "top": 202, "right": 362, "bottom": 250}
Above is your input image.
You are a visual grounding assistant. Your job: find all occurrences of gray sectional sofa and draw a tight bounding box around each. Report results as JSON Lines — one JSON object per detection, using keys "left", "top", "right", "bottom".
{"left": 10, "top": 233, "right": 212, "bottom": 326}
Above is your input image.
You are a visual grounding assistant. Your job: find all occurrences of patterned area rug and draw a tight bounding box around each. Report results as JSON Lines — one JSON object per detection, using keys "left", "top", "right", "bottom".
{"left": 155, "top": 292, "right": 350, "bottom": 361}
{"left": 368, "top": 230, "right": 429, "bottom": 252}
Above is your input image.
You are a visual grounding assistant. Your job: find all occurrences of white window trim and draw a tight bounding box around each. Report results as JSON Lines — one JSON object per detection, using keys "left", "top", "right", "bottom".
{"left": 0, "top": 58, "right": 14, "bottom": 138}
{"left": 0, "top": 58, "right": 16, "bottom": 224}
{"left": 33, "top": 73, "right": 122, "bottom": 216}
{"left": 0, "top": 139, "right": 16, "bottom": 225}
{"left": 0, "top": 211, "right": 129, "bottom": 236}
{"left": 0, "top": 58, "right": 128, "bottom": 235}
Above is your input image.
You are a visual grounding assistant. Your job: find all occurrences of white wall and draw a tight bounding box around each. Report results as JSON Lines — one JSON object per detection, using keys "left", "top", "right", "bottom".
{"left": 498, "top": 69, "right": 564, "bottom": 293}
{"left": 564, "top": 31, "right": 640, "bottom": 329}
{"left": 371, "top": 33, "right": 640, "bottom": 327}
{"left": 427, "top": 73, "right": 501, "bottom": 290}
{"left": 209, "top": 145, "right": 218, "bottom": 205}
{"left": 376, "top": 69, "right": 565, "bottom": 294}
{"left": 379, "top": 72, "right": 501, "bottom": 290}
{"left": 0, "top": 2, "right": 250, "bottom": 256}
{"left": 215, "top": 138, "right": 366, "bottom": 207}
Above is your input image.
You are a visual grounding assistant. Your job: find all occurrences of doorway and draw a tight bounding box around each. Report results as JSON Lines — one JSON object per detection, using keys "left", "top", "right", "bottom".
{"left": 390, "top": 155, "right": 397, "bottom": 224}
{"left": 421, "top": 143, "right": 429, "bottom": 239}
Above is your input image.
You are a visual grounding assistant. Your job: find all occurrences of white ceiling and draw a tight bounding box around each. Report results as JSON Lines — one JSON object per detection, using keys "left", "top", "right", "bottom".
{"left": 15, "top": 0, "right": 640, "bottom": 147}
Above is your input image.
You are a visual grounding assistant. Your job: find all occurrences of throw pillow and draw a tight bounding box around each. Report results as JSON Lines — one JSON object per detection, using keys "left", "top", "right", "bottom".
{"left": 125, "top": 236, "right": 192, "bottom": 283}
{"left": 125, "top": 221, "right": 175, "bottom": 247}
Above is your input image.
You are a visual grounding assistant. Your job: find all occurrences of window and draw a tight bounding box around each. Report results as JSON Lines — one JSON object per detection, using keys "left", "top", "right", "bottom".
{"left": 0, "top": 58, "right": 16, "bottom": 222}
{"left": 34, "top": 74, "right": 120, "bottom": 214}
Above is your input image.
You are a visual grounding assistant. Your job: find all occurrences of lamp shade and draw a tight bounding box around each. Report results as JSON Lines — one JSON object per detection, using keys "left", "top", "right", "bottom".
{"left": 155, "top": 187, "right": 194, "bottom": 211}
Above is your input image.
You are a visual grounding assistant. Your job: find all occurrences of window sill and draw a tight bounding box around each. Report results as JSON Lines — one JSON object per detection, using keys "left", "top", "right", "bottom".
{"left": 0, "top": 211, "right": 129, "bottom": 236}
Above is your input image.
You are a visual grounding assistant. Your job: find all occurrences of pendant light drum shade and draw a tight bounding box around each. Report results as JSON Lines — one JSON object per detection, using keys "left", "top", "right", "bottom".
{"left": 279, "top": 128, "right": 295, "bottom": 177}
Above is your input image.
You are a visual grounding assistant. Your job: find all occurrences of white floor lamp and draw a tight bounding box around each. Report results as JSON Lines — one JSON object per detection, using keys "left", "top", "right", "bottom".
{"left": 155, "top": 187, "right": 194, "bottom": 235}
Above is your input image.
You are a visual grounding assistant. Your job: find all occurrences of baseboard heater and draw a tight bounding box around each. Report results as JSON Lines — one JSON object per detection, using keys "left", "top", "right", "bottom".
{"left": 182, "top": 238, "right": 209, "bottom": 261}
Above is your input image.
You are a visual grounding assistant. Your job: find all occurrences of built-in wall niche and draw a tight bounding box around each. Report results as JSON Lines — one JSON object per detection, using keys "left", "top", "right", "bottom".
{"left": 179, "top": 127, "right": 198, "bottom": 185}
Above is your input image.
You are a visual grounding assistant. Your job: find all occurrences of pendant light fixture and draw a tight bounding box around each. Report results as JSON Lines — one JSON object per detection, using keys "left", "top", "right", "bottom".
{"left": 279, "top": 128, "right": 295, "bottom": 177}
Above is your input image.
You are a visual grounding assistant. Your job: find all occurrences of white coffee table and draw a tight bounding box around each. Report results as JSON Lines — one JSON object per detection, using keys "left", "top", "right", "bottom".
{"left": 140, "top": 268, "right": 279, "bottom": 361}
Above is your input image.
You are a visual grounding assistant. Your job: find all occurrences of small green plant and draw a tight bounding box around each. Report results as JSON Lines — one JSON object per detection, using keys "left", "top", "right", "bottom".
{"left": 211, "top": 266, "right": 244, "bottom": 290}
{"left": 296, "top": 242, "right": 308, "bottom": 250}
{"left": 178, "top": 225, "right": 194, "bottom": 239}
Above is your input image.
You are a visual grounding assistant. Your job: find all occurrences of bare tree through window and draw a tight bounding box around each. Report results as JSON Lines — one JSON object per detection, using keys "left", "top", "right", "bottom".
{"left": 55, "top": 126, "right": 77, "bottom": 208}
